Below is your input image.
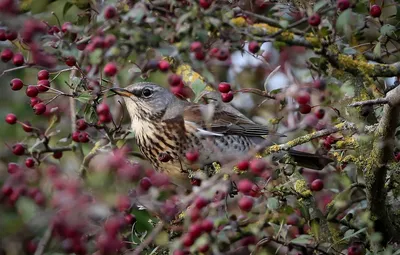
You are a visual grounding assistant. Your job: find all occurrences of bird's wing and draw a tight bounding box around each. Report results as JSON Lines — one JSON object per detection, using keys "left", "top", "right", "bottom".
{"left": 182, "top": 104, "right": 270, "bottom": 137}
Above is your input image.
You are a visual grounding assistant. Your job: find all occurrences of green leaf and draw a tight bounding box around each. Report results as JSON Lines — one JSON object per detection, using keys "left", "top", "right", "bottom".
{"left": 266, "top": 197, "right": 279, "bottom": 210}
{"left": 192, "top": 79, "right": 207, "bottom": 103}
{"left": 30, "top": 0, "right": 49, "bottom": 14}
{"left": 89, "top": 49, "right": 103, "bottom": 65}
{"left": 132, "top": 208, "right": 154, "bottom": 233}
{"left": 340, "top": 227, "right": 367, "bottom": 241}
{"left": 380, "top": 24, "right": 396, "bottom": 36}
{"left": 310, "top": 219, "right": 320, "bottom": 241}
{"left": 76, "top": 92, "right": 92, "bottom": 103}
{"left": 16, "top": 197, "right": 39, "bottom": 223}
{"left": 373, "top": 42, "right": 381, "bottom": 58}
{"left": 290, "top": 235, "right": 314, "bottom": 245}
{"left": 313, "top": 0, "right": 328, "bottom": 12}
{"left": 63, "top": 2, "right": 73, "bottom": 17}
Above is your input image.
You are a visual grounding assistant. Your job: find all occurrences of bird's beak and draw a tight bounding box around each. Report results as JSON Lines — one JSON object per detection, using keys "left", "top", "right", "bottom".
{"left": 110, "top": 87, "right": 132, "bottom": 97}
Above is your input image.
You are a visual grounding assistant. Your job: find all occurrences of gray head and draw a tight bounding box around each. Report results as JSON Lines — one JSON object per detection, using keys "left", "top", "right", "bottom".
{"left": 111, "top": 82, "right": 179, "bottom": 122}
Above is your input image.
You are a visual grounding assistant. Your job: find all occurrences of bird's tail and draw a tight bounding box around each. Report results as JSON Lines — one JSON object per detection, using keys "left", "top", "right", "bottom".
{"left": 287, "top": 149, "right": 333, "bottom": 170}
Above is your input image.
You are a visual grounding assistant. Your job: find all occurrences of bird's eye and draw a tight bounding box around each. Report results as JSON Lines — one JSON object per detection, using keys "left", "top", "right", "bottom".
{"left": 142, "top": 88, "right": 153, "bottom": 98}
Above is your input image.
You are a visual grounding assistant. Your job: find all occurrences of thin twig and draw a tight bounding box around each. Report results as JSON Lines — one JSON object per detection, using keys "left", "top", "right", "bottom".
{"left": 348, "top": 98, "right": 389, "bottom": 107}
{"left": 33, "top": 225, "right": 53, "bottom": 255}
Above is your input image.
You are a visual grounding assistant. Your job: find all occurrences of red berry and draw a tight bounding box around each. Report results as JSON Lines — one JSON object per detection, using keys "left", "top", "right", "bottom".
{"left": 8, "top": 162, "right": 20, "bottom": 174}
{"left": 216, "top": 48, "right": 229, "bottom": 61}
{"left": 30, "top": 97, "right": 42, "bottom": 107}
{"left": 218, "top": 82, "right": 231, "bottom": 93}
{"left": 347, "top": 245, "right": 363, "bottom": 255}
{"left": 310, "top": 178, "right": 324, "bottom": 191}
{"left": 185, "top": 150, "right": 199, "bottom": 162}
{"left": 198, "top": 244, "right": 209, "bottom": 253}
{"left": 10, "top": 78, "right": 23, "bottom": 90}
{"left": 296, "top": 91, "right": 310, "bottom": 104}
{"left": 168, "top": 74, "right": 182, "bottom": 87}
{"left": 103, "top": 62, "right": 118, "bottom": 76}
{"left": 190, "top": 41, "right": 202, "bottom": 52}
{"left": 5, "top": 113, "right": 17, "bottom": 124}
{"left": 237, "top": 179, "right": 253, "bottom": 194}
{"left": 189, "top": 207, "right": 201, "bottom": 222}
{"left": 76, "top": 119, "right": 87, "bottom": 130}
{"left": 12, "top": 53, "right": 24, "bottom": 66}
{"left": 182, "top": 234, "right": 194, "bottom": 247}
{"left": 5, "top": 30, "right": 17, "bottom": 41}
{"left": 209, "top": 47, "right": 219, "bottom": 57}
{"left": 395, "top": 152, "right": 400, "bottom": 162}
{"left": 22, "top": 121, "right": 33, "bottom": 132}
{"left": 139, "top": 177, "right": 152, "bottom": 191}
{"left": 76, "top": 42, "right": 87, "bottom": 51}
{"left": 72, "top": 131, "right": 80, "bottom": 142}
{"left": 315, "top": 108, "right": 325, "bottom": 119}
{"left": 1, "top": 184, "right": 12, "bottom": 196}
{"left": 221, "top": 91, "right": 234, "bottom": 102}
{"left": 199, "top": 0, "right": 212, "bottom": 9}
{"left": 12, "top": 143, "right": 25, "bottom": 156}
{"left": 37, "top": 70, "right": 49, "bottom": 80}
{"left": 25, "top": 158, "right": 35, "bottom": 168}
{"left": 79, "top": 132, "right": 89, "bottom": 143}
{"left": 249, "top": 159, "right": 266, "bottom": 174}
{"left": 124, "top": 214, "right": 136, "bottom": 225}
{"left": 337, "top": 0, "right": 350, "bottom": 11}
{"left": 26, "top": 85, "right": 39, "bottom": 97}
{"left": 158, "top": 60, "right": 170, "bottom": 72}
{"left": 0, "top": 29, "right": 6, "bottom": 41}
{"left": 61, "top": 22, "right": 72, "bottom": 33}
{"left": 96, "top": 103, "right": 110, "bottom": 115}
{"left": 65, "top": 56, "right": 76, "bottom": 67}
{"left": 237, "top": 160, "right": 249, "bottom": 171}
{"left": 370, "top": 4, "right": 381, "bottom": 18}
{"left": 201, "top": 219, "right": 213, "bottom": 232}
{"left": 37, "top": 80, "right": 50, "bottom": 92}
{"left": 194, "top": 51, "right": 205, "bottom": 61}
{"left": 99, "top": 112, "right": 112, "bottom": 123}
{"left": 299, "top": 104, "right": 312, "bottom": 114}
{"left": 313, "top": 79, "right": 326, "bottom": 90}
{"left": 25, "top": 240, "right": 38, "bottom": 254}
{"left": 194, "top": 196, "right": 209, "bottom": 209}
{"left": 238, "top": 196, "right": 253, "bottom": 212}
{"left": 33, "top": 103, "right": 46, "bottom": 115}
{"left": 1, "top": 48, "right": 13, "bottom": 62}
{"left": 116, "top": 195, "right": 131, "bottom": 212}
{"left": 248, "top": 41, "right": 260, "bottom": 53}
{"left": 308, "top": 13, "right": 321, "bottom": 26}
{"left": 286, "top": 213, "right": 300, "bottom": 226}
{"left": 104, "top": 34, "right": 117, "bottom": 48}
{"left": 104, "top": 5, "right": 117, "bottom": 19}
{"left": 173, "top": 250, "right": 185, "bottom": 255}
{"left": 53, "top": 151, "right": 63, "bottom": 159}
{"left": 188, "top": 222, "right": 203, "bottom": 239}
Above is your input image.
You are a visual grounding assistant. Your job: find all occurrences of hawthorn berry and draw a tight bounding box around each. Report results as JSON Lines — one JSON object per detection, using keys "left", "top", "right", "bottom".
{"left": 158, "top": 60, "right": 170, "bottom": 72}
{"left": 10, "top": 78, "right": 23, "bottom": 90}
{"left": 190, "top": 41, "right": 202, "bottom": 52}
{"left": 296, "top": 91, "right": 310, "bottom": 104}
{"left": 79, "top": 132, "right": 90, "bottom": 143}
{"left": 370, "top": 4, "right": 381, "bottom": 18}
{"left": 201, "top": 219, "right": 213, "bottom": 232}
{"left": 237, "top": 160, "right": 249, "bottom": 170}
{"left": 0, "top": 29, "right": 6, "bottom": 40}
{"left": 103, "top": 62, "right": 118, "bottom": 76}
{"left": 96, "top": 103, "right": 110, "bottom": 115}
{"left": 37, "top": 80, "right": 50, "bottom": 92}
{"left": 194, "top": 196, "right": 209, "bottom": 209}
{"left": 76, "top": 119, "right": 87, "bottom": 130}
{"left": 238, "top": 196, "right": 254, "bottom": 212}
{"left": 286, "top": 213, "right": 300, "bottom": 226}
{"left": 5, "top": 113, "right": 17, "bottom": 124}
{"left": 310, "top": 178, "right": 324, "bottom": 191}
{"left": 198, "top": 244, "right": 209, "bottom": 253}
{"left": 237, "top": 179, "right": 253, "bottom": 194}
{"left": 116, "top": 195, "right": 131, "bottom": 212}
{"left": 217, "top": 48, "right": 229, "bottom": 61}
{"left": 168, "top": 74, "right": 182, "bottom": 87}
{"left": 347, "top": 244, "right": 363, "bottom": 255}
{"left": 185, "top": 150, "right": 199, "bottom": 162}
{"left": 12, "top": 53, "right": 24, "bottom": 66}
{"left": 53, "top": 151, "right": 63, "bottom": 159}
{"left": 22, "top": 121, "right": 33, "bottom": 132}
{"left": 308, "top": 13, "right": 321, "bottom": 26}
{"left": 218, "top": 82, "right": 231, "bottom": 93}
{"left": 248, "top": 41, "right": 260, "bottom": 53}
{"left": 65, "top": 56, "right": 76, "bottom": 67}
{"left": 194, "top": 51, "right": 205, "bottom": 61}
{"left": 37, "top": 70, "right": 49, "bottom": 80}
{"left": 313, "top": 79, "right": 326, "bottom": 90}
{"left": 12, "top": 143, "right": 25, "bottom": 156}
{"left": 8, "top": 162, "right": 20, "bottom": 174}
{"left": 104, "top": 34, "right": 116, "bottom": 48}
{"left": 30, "top": 97, "right": 42, "bottom": 107}
{"left": 61, "top": 22, "right": 72, "bottom": 33}
{"left": 1, "top": 48, "right": 13, "bottom": 62}
{"left": 182, "top": 234, "right": 194, "bottom": 247}
{"left": 25, "top": 158, "right": 35, "bottom": 168}
{"left": 188, "top": 222, "right": 203, "bottom": 239}
{"left": 299, "top": 104, "right": 312, "bottom": 114}
{"left": 221, "top": 91, "right": 234, "bottom": 102}
{"left": 33, "top": 103, "right": 46, "bottom": 115}
{"left": 337, "top": 0, "right": 350, "bottom": 11}
{"left": 315, "top": 108, "right": 325, "bottom": 119}
{"left": 140, "top": 177, "right": 152, "bottom": 191}
{"left": 199, "top": 0, "right": 212, "bottom": 9}
{"left": 104, "top": 5, "right": 117, "bottom": 19}
{"left": 124, "top": 214, "right": 136, "bottom": 225}
{"left": 72, "top": 131, "right": 80, "bottom": 142}
{"left": 249, "top": 158, "right": 266, "bottom": 174}
{"left": 1, "top": 184, "right": 12, "bottom": 196}
{"left": 26, "top": 85, "right": 39, "bottom": 97}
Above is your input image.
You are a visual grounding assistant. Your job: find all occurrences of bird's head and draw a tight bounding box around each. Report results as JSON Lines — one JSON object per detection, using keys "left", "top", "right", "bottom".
{"left": 111, "top": 82, "right": 177, "bottom": 122}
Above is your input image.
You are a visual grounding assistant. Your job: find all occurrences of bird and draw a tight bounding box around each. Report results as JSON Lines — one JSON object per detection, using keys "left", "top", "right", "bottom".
{"left": 111, "top": 82, "right": 332, "bottom": 189}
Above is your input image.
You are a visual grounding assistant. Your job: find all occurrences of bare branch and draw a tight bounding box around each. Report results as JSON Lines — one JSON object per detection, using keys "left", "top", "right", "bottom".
{"left": 348, "top": 98, "right": 389, "bottom": 107}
